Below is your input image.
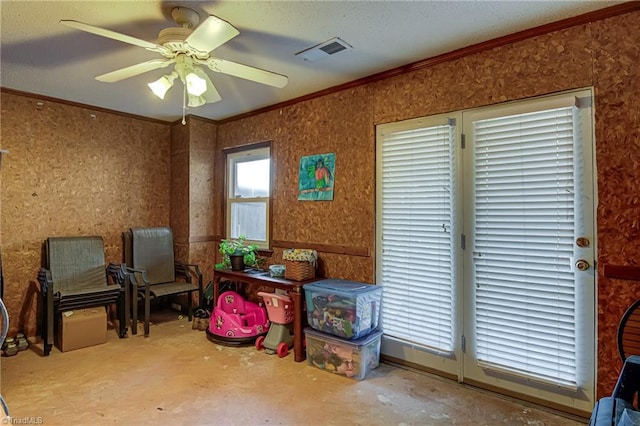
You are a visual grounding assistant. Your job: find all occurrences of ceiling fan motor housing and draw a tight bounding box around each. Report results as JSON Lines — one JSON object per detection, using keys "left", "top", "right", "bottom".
{"left": 158, "top": 27, "right": 209, "bottom": 58}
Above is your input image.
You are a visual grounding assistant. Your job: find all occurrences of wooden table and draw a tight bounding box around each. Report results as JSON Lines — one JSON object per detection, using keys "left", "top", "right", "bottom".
{"left": 212, "top": 269, "right": 317, "bottom": 362}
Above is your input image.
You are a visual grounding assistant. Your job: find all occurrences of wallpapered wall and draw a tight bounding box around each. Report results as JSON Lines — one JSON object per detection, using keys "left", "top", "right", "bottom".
{"left": 217, "top": 89, "right": 376, "bottom": 284}
{"left": 0, "top": 10, "right": 637, "bottom": 400}
{"left": 216, "top": 12, "right": 640, "bottom": 398}
{"left": 170, "top": 118, "right": 218, "bottom": 288}
{"left": 0, "top": 94, "right": 171, "bottom": 337}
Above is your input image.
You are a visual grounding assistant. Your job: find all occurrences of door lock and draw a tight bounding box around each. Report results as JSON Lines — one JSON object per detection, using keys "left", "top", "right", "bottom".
{"left": 576, "top": 237, "right": 590, "bottom": 248}
{"left": 575, "top": 259, "right": 590, "bottom": 271}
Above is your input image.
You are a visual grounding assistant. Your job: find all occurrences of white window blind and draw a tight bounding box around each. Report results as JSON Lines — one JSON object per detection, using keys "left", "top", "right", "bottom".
{"left": 226, "top": 147, "right": 270, "bottom": 247}
{"left": 472, "top": 106, "right": 579, "bottom": 387}
{"left": 379, "top": 121, "right": 456, "bottom": 352}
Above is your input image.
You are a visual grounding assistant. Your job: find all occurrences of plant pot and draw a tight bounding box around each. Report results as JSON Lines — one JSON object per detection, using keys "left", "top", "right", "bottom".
{"left": 230, "top": 254, "right": 245, "bottom": 271}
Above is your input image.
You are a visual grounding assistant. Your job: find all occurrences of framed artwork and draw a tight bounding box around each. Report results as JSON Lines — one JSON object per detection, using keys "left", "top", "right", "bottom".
{"left": 298, "top": 153, "right": 335, "bottom": 201}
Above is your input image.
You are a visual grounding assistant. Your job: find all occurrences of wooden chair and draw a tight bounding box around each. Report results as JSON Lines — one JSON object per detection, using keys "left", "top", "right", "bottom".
{"left": 37, "top": 236, "right": 127, "bottom": 356}
{"left": 124, "top": 227, "right": 202, "bottom": 336}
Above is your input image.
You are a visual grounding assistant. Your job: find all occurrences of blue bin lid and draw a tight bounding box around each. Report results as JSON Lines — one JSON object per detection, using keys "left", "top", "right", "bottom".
{"left": 305, "top": 279, "right": 382, "bottom": 295}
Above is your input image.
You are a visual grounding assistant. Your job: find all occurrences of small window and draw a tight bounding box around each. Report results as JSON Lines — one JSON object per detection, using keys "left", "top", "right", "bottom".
{"left": 226, "top": 146, "right": 270, "bottom": 248}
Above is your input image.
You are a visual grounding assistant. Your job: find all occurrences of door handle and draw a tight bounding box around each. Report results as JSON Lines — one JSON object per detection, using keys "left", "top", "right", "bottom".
{"left": 575, "top": 259, "right": 590, "bottom": 271}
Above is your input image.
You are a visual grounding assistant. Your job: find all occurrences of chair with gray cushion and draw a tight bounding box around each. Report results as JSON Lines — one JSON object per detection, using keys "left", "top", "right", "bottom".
{"left": 37, "top": 236, "right": 128, "bottom": 356}
{"left": 124, "top": 227, "right": 202, "bottom": 336}
{"left": 590, "top": 355, "right": 640, "bottom": 426}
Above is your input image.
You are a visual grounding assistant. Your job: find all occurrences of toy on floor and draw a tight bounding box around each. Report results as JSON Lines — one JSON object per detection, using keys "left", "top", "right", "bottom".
{"left": 256, "top": 291, "right": 294, "bottom": 358}
{"left": 206, "top": 290, "right": 269, "bottom": 346}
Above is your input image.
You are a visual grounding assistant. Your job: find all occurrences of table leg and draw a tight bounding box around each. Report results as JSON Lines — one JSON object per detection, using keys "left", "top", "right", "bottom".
{"left": 290, "top": 289, "right": 306, "bottom": 362}
{"left": 213, "top": 276, "right": 220, "bottom": 309}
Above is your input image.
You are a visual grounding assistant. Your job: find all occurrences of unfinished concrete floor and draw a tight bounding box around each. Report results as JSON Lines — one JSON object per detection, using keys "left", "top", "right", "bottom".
{"left": 2, "top": 317, "right": 587, "bottom": 426}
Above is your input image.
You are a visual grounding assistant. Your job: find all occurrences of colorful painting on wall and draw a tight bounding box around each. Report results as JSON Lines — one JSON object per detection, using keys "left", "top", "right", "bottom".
{"left": 298, "top": 153, "right": 336, "bottom": 201}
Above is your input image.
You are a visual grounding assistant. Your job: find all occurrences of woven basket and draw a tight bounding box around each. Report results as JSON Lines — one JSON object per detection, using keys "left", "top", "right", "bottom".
{"left": 284, "top": 260, "right": 315, "bottom": 281}
{"left": 283, "top": 249, "right": 318, "bottom": 281}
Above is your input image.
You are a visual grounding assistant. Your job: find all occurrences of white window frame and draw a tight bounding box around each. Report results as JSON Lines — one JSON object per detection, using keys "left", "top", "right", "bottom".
{"left": 225, "top": 146, "right": 271, "bottom": 249}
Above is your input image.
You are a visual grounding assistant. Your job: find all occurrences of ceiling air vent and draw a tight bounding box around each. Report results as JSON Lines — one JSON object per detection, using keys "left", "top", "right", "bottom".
{"left": 295, "top": 37, "right": 353, "bottom": 62}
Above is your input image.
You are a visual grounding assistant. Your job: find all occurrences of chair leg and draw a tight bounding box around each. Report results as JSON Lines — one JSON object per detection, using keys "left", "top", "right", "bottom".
{"left": 44, "top": 293, "right": 54, "bottom": 356}
{"left": 144, "top": 284, "right": 150, "bottom": 337}
{"left": 144, "top": 297, "right": 150, "bottom": 337}
{"left": 124, "top": 276, "right": 130, "bottom": 337}
{"left": 41, "top": 292, "right": 52, "bottom": 356}
{"left": 131, "top": 282, "right": 138, "bottom": 335}
{"left": 187, "top": 291, "right": 193, "bottom": 322}
{"left": 117, "top": 291, "right": 127, "bottom": 338}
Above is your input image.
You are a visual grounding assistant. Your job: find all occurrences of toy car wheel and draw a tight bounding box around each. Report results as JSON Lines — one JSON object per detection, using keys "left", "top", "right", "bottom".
{"left": 255, "top": 336, "right": 265, "bottom": 350}
{"left": 277, "top": 342, "right": 289, "bottom": 358}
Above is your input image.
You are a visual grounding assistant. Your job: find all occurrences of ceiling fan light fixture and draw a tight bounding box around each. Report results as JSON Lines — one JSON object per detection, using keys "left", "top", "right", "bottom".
{"left": 188, "top": 94, "right": 206, "bottom": 108}
{"left": 185, "top": 68, "right": 208, "bottom": 96}
{"left": 148, "top": 72, "right": 177, "bottom": 99}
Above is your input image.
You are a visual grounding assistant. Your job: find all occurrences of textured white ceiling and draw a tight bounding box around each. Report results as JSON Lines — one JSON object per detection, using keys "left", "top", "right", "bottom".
{"left": 0, "top": 0, "right": 625, "bottom": 122}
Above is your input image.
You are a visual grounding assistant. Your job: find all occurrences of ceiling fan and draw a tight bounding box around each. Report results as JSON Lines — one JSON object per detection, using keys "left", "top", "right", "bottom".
{"left": 60, "top": 7, "right": 288, "bottom": 109}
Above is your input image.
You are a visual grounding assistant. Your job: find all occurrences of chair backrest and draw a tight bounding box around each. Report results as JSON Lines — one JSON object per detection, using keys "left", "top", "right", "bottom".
{"left": 47, "top": 236, "right": 107, "bottom": 292}
{"left": 217, "top": 291, "right": 246, "bottom": 314}
{"left": 128, "top": 227, "right": 175, "bottom": 285}
{"left": 618, "top": 299, "right": 640, "bottom": 361}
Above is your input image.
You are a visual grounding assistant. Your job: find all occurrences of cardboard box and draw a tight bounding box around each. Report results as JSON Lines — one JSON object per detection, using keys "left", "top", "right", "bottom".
{"left": 56, "top": 307, "right": 107, "bottom": 352}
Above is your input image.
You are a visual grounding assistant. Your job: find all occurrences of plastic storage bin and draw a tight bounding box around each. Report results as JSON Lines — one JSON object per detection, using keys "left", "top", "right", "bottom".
{"left": 304, "top": 327, "right": 382, "bottom": 380}
{"left": 305, "top": 279, "right": 382, "bottom": 339}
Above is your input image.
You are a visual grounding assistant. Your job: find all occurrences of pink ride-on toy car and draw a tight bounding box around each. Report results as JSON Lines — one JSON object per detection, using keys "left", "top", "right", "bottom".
{"left": 256, "top": 291, "right": 295, "bottom": 358}
{"left": 206, "top": 291, "right": 269, "bottom": 346}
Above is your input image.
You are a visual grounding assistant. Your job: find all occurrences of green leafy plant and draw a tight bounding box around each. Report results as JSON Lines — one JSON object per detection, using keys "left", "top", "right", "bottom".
{"left": 215, "top": 235, "right": 261, "bottom": 269}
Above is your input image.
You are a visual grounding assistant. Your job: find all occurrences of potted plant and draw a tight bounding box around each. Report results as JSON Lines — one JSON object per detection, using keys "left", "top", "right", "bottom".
{"left": 216, "top": 235, "right": 260, "bottom": 271}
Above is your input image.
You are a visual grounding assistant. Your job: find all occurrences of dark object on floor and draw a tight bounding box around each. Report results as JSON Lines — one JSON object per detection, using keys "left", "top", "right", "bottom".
{"left": 124, "top": 227, "right": 202, "bottom": 337}
{"left": 192, "top": 308, "right": 210, "bottom": 331}
{"left": 589, "top": 355, "right": 640, "bottom": 426}
{"left": 37, "top": 236, "right": 127, "bottom": 356}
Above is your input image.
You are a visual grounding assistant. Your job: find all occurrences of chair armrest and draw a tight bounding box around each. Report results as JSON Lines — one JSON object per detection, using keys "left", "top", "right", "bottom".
{"left": 107, "top": 262, "right": 131, "bottom": 301}
{"left": 37, "top": 268, "right": 53, "bottom": 294}
{"left": 175, "top": 262, "right": 204, "bottom": 302}
{"left": 612, "top": 355, "right": 640, "bottom": 405}
{"left": 106, "top": 263, "right": 128, "bottom": 288}
{"left": 126, "top": 267, "right": 149, "bottom": 284}
{"left": 127, "top": 267, "right": 150, "bottom": 291}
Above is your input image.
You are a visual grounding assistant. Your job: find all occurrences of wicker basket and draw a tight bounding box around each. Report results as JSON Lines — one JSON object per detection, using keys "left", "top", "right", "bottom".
{"left": 283, "top": 249, "right": 318, "bottom": 281}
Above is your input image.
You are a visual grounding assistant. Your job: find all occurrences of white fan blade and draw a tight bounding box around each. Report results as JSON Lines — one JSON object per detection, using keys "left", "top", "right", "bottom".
{"left": 185, "top": 15, "right": 239, "bottom": 53}
{"left": 60, "top": 20, "right": 169, "bottom": 55}
{"left": 96, "top": 59, "right": 173, "bottom": 83}
{"left": 204, "top": 58, "right": 288, "bottom": 88}
{"left": 196, "top": 70, "right": 222, "bottom": 104}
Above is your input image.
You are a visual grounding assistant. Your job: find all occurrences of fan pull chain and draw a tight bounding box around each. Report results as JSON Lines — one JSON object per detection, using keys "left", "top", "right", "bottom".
{"left": 182, "top": 83, "right": 187, "bottom": 125}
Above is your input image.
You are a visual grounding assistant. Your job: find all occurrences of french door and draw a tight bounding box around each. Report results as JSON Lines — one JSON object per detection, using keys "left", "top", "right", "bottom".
{"left": 376, "top": 89, "right": 595, "bottom": 411}
{"left": 376, "top": 114, "right": 463, "bottom": 377}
